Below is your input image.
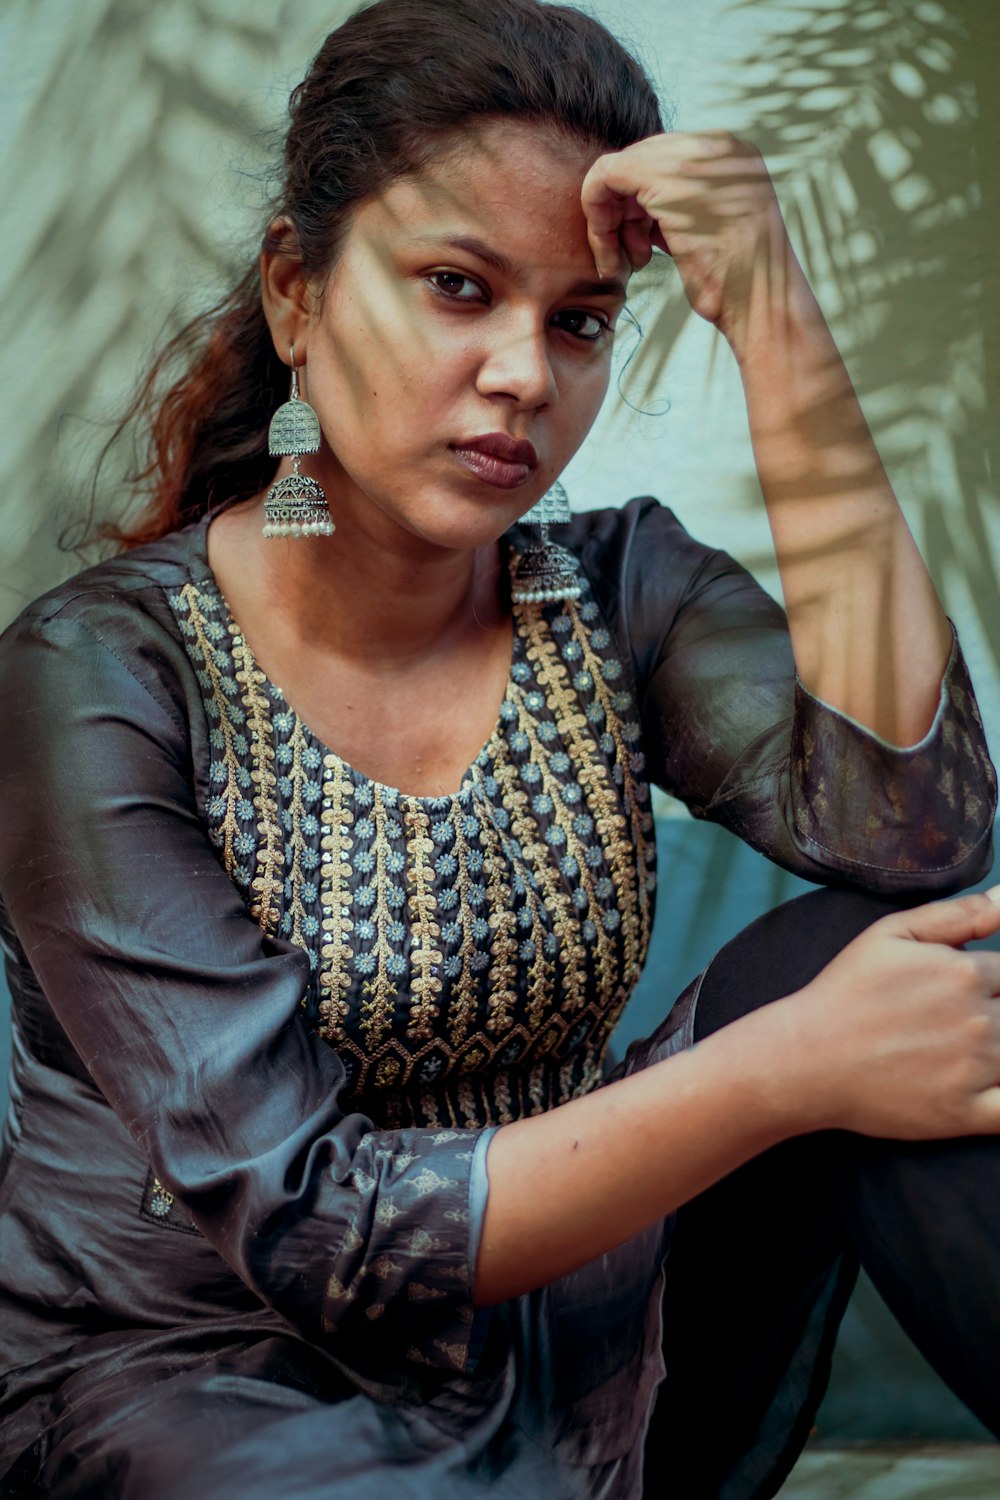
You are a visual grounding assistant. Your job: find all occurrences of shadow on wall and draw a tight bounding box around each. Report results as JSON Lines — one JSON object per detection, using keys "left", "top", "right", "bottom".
{"left": 630, "top": 0, "right": 1000, "bottom": 648}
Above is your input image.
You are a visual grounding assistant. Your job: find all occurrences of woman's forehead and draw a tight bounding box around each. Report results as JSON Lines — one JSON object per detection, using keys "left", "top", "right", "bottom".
{"left": 356, "top": 120, "right": 601, "bottom": 275}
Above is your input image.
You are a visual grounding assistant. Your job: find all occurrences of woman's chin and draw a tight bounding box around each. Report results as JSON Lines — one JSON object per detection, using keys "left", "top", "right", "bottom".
{"left": 373, "top": 491, "right": 534, "bottom": 556}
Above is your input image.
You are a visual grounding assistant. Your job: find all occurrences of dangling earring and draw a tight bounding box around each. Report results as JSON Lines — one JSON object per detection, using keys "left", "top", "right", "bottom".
{"left": 510, "top": 481, "right": 581, "bottom": 604}
{"left": 263, "top": 346, "right": 335, "bottom": 538}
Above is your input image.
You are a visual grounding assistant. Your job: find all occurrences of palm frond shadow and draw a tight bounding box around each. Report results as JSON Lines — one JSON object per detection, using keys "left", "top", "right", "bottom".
{"left": 628, "top": 0, "right": 997, "bottom": 995}
{"left": 632, "top": 0, "right": 998, "bottom": 684}
{"left": 0, "top": 0, "right": 354, "bottom": 624}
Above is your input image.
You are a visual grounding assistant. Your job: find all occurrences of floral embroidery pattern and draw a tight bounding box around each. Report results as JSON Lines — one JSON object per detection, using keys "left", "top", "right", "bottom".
{"left": 170, "top": 582, "right": 284, "bottom": 929}
{"left": 356, "top": 786, "right": 402, "bottom": 1050}
{"left": 443, "top": 809, "right": 482, "bottom": 1048}
{"left": 563, "top": 600, "right": 654, "bottom": 989}
{"left": 282, "top": 720, "right": 313, "bottom": 950}
{"left": 233, "top": 629, "right": 283, "bottom": 934}
{"left": 403, "top": 802, "right": 443, "bottom": 1041}
{"left": 318, "top": 756, "right": 355, "bottom": 1045}
{"left": 171, "top": 553, "right": 656, "bottom": 1131}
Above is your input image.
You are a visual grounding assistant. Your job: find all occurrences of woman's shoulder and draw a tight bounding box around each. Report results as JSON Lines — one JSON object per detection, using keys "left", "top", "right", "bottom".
{"left": 3, "top": 521, "right": 206, "bottom": 642}
{"left": 544, "top": 495, "right": 747, "bottom": 639}
{"left": 0, "top": 522, "right": 209, "bottom": 731}
{"left": 553, "top": 495, "right": 726, "bottom": 590}
{"left": 535, "top": 495, "right": 787, "bottom": 695}
{"left": 513, "top": 494, "right": 689, "bottom": 556}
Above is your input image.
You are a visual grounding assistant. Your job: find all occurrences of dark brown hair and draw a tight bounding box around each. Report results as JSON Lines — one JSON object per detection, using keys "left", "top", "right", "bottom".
{"left": 109, "top": 0, "right": 663, "bottom": 545}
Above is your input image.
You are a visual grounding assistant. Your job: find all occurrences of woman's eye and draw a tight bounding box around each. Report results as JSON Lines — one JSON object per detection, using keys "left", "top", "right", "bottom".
{"left": 554, "top": 309, "right": 611, "bottom": 343}
{"left": 427, "top": 271, "right": 486, "bottom": 302}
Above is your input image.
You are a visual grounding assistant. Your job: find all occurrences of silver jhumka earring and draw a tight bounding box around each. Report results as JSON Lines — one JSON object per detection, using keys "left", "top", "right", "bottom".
{"left": 263, "top": 347, "right": 335, "bottom": 538}
{"left": 510, "top": 481, "right": 581, "bottom": 604}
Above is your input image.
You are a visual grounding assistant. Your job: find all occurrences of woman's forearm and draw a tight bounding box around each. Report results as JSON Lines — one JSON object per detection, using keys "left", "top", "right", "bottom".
{"left": 474, "top": 885, "right": 1000, "bottom": 1307}
{"left": 733, "top": 248, "right": 952, "bottom": 745}
{"left": 474, "top": 1004, "right": 801, "bottom": 1305}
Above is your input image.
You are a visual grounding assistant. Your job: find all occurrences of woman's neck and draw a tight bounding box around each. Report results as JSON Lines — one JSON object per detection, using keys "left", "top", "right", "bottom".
{"left": 204, "top": 494, "right": 515, "bottom": 797}
{"left": 206, "top": 496, "right": 509, "bottom": 669}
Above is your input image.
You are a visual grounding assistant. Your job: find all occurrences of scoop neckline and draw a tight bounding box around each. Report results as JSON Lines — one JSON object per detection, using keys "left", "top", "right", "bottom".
{"left": 189, "top": 509, "right": 524, "bottom": 806}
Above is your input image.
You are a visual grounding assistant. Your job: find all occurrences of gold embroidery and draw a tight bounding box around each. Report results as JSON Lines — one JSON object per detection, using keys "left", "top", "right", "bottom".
{"left": 493, "top": 1069, "right": 514, "bottom": 1124}
{"left": 527, "top": 1061, "right": 546, "bottom": 1116}
{"left": 309, "top": 587, "right": 650, "bottom": 1116}
{"left": 358, "top": 786, "right": 400, "bottom": 1050}
{"left": 318, "top": 757, "right": 354, "bottom": 1043}
{"left": 516, "top": 612, "right": 617, "bottom": 1008}
{"left": 177, "top": 560, "right": 653, "bottom": 1133}
{"left": 457, "top": 1079, "right": 479, "bottom": 1129}
{"left": 231, "top": 631, "right": 283, "bottom": 935}
{"left": 485, "top": 749, "right": 556, "bottom": 1032}
{"left": 175, "top": 583, "right": 243, "bottom": 873}
{"left": 578, "top": 1053, "right": 605, "bottom": 1097}
{"left": 402, "top": 801, "right": 443, "bottom": 1040}
{"left": 446, "top": 807, "right": 482, "bottom": 1048}
{"left": 473, "top": 781, "right": 519, "bottom": 1034}
{"left": 567, "top": 603, "right": 654, "bottom": 986}
{"left": 419, "top": 1089, "right": 444, "bottom": 1128}
{"left": 284, "top": 720, "right": 311, "bottom": 948}
{"left": 375, "top": 1056, "right": 402, "bottom": 1087}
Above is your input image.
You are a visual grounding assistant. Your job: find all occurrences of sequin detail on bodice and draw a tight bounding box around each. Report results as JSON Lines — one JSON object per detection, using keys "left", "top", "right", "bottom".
{"left": 169, "top": 553, "right": 656, "bottom": 1128}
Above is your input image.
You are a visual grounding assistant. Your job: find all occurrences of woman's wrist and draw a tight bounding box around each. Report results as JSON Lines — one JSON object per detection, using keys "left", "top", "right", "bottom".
{"left": 726, "top": 251, "right": 830, "bottom": 381}
{"left": 691, "top": 994, "right": 837, "bottom": 1143}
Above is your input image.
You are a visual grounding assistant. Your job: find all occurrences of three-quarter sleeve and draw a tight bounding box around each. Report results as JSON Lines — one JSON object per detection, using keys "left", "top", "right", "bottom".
{"left": 574, "top": 498, "right": 996, "bottom": 892}
{"left": 0, "top": 594, "right": 490, "bottom": 1380}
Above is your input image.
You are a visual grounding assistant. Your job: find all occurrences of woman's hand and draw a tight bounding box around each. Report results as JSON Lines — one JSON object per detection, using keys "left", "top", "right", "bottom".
{"left": 580, "top": 132, "right": 796, "bottom": 351}
{"left": 767, "top": 890, "right": 1000, "bottom": 1141}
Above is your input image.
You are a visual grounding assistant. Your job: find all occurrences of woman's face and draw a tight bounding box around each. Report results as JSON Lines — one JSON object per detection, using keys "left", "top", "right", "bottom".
{"left": 295, "top": 119, "right": 628, "bottom": 555}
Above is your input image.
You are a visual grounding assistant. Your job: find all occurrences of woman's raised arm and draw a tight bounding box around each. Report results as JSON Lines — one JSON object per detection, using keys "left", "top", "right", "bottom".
{"left": 582, "top": 132, "right": 952, "bottom": 745}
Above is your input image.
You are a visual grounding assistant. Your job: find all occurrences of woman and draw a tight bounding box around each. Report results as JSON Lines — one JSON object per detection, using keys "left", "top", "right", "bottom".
{"left": 0, "top": 1, "right": 997, "bottom": 1496}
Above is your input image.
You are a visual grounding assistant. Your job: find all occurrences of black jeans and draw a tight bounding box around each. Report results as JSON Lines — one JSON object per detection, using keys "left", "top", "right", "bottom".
{"left": 642, "top": 887, "right": 1000, "bottom": 1500}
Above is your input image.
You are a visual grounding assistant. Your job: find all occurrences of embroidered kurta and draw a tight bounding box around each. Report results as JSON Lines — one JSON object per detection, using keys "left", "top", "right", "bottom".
{"left": 0, "top": 498, "right": 994, "bottom": 1498}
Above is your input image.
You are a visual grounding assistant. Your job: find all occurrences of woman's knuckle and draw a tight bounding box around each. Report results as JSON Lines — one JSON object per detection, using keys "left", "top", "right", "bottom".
{"left": 952, "top": 952, "right": 982, "bottom": 992}
{"left": 963, "top": 1010, "right": 992, "bottom": 1048}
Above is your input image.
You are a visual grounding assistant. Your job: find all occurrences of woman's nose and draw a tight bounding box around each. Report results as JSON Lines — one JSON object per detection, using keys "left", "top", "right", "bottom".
{"left": 475, "top": 320, "right": 558, "bottom": 410}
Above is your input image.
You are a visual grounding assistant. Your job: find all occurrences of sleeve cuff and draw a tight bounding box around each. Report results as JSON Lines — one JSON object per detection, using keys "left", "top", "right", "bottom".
{"left": 789, "top": 630, "right": 997, "bottom": 884}
{"left": 465, "top": 1126, "right": 498, "bottom": 1372}
{"left": 316, "top": 1125, "right": 497, "bottom": 1380}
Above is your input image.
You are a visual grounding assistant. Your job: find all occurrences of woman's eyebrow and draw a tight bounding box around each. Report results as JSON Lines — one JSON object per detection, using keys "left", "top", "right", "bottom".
{"left": 411, "top": 233, "right": 628, "bottom": 303}
{"left": 564, "top": 274, "right": 628, "bottom": 303}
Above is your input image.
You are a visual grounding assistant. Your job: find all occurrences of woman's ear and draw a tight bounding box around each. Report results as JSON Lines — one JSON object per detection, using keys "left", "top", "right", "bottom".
{"left": 261, "top": 217, "right": 314, "bottom": 364}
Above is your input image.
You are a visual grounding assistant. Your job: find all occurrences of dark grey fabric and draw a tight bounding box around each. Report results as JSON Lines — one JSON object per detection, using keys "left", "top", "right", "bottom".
{"left": 0, "top": 500, "right": 994, "bottom": 1498}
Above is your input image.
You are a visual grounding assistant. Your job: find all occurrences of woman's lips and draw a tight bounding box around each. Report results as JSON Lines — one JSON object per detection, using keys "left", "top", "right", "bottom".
{"left": 450, "top": 433, "right": 538, "bottom": 491}
{"left": 451, "top": 447, "right": 533, "bottom": 489}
